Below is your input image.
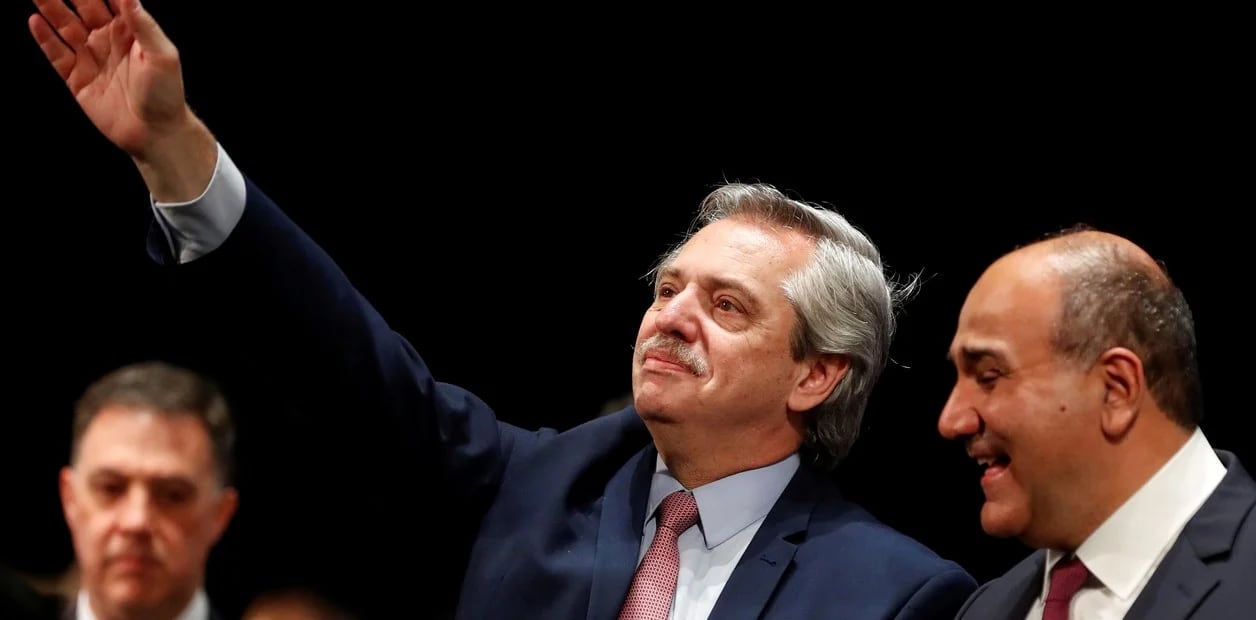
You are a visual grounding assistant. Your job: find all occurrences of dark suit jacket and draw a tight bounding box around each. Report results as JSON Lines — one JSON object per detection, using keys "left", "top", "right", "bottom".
{"left": 147, "top": 177, "right": 977, "bottom": 619}
{"left": 955, "top": 450, "right": 1256, "bottom": 619}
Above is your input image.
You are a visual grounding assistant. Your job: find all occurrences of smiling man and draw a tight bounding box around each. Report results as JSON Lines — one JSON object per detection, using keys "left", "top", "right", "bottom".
{"left": 940, "top": 227, "right": 1256, "bottom": 619}
{"left": 60, "top": 362, "right": 238, "bottom": 620}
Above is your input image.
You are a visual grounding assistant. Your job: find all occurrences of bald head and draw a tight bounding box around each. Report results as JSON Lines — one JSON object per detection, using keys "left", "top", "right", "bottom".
{"left": 1002, "top": 227, "right": 1202, "bottom": 428}
{"left": 1027, "top": 228, "right": 1169, "bottom": 284}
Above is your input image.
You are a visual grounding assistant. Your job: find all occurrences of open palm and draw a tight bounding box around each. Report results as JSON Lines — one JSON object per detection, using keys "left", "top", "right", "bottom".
{"left": 29, "top": 0, "right": 186, "bottom": 157}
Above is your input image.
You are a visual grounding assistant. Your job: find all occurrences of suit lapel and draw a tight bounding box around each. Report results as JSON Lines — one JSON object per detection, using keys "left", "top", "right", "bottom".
{"left": 1004, "top": 561, "right": 1045, "bottom": 620}
{"left": 586, "top": 445, "right": 657, "bottom": 620}
{"left": 707, "top": 536, "right": 798, "bottom": 620}
{"left": 706, "top": 466, "right": 828, "bottom": 620}
{"left": 968, "top": 552, "right": 1044, "bottom": 620}
{"left": 1124, "top": 451, "right": 1254, "bottom": 620}
{"left": 1123, "top": 542, "right": 1217, "bottom": 620}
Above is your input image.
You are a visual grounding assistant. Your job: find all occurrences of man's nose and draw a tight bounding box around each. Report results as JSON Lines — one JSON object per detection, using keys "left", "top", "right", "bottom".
{"left": 654, "top": 287, "right": 700, "bottom": 342}
{"left": 116, "top": 488, "right": 154, "bottom": 531}
{"left": 938, "top": 386, "right": 982, "bottom": 440}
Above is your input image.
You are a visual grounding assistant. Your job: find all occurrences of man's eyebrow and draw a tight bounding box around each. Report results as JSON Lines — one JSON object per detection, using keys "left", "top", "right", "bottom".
{"left": 654, "top": 265, "right": 681, "bottom": 290}
{"left": 85, "top": 468, "right": 196, "bottom": 487}
{"left": 703, "top": 274, "right": 756, "bottom": 300}
{"left": 657, "top": 267, "right": 757, "bottom": 297}
{"left": 946, "top": 345, "right": 1008, "bottom": 366}
{"left": 86, "top": 469, "right": 124, "bottom": 483}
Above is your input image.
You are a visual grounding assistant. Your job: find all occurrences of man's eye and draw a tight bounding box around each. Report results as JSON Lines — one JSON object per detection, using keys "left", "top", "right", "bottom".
{"left": 159, "top": 489, "right": 192, "bottom": 505}
{"left": 95, "top": 483, "right": 125, "bottom": 498}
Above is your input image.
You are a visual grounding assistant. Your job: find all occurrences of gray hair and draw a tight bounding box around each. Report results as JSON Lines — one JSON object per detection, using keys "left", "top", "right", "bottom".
{"left": 651, "top": 183, "right": 917, "bottom": 469}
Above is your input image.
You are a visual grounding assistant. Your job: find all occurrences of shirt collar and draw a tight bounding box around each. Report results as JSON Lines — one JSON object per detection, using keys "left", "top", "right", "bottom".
{"left": 1042, "top": 428, "right": 1226, "bottom": 600}
{"left": 78, "top": 587, "right": 209, "bottom": 620}
{"left": 645, "top": 452, "right": 800, "bottom": 549}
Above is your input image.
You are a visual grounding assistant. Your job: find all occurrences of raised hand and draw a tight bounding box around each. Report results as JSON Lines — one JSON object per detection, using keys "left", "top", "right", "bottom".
{"left": 29, "top": 0, "right": 188, "bottom": 159}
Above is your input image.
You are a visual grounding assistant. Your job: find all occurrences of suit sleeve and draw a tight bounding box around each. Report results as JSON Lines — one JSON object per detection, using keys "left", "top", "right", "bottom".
{"left": 894, "top": 567, "right": 980, "bottom": 620}
{"left": 145, "top": 172, "right": 535, "bottom": 507}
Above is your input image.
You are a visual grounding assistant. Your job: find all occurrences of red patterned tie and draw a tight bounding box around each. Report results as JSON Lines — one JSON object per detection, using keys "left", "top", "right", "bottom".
{"left": 1043, "top": 555, "right": 1090, "bottom": 620}
{"left": 619, "top": 491, "right": 700, "bottom": 620}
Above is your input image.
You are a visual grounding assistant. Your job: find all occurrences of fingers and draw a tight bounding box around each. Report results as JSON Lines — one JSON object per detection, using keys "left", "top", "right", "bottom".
{"left": 28, "top": 12, "right": 76, "bottom": 82}
{"left": 118, "top": 0, "right": 177, "bottom": 57}
{"left": 109, "top": 7, "right": 135, "bottom": 58}
{"left": 69, "top": 0, "right": 112, "bottom": 30}
{"left": 31, "top": 0, "right": 89, "bottom": 49}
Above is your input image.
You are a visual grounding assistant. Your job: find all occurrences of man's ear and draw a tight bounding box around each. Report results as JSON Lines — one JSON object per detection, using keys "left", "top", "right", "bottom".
{"left": 1096, "top": 347, "right": 1144, "bottom": 439}
{"left": 788, "top": 353, "right": 850, "bottom": 412}
{"left": 59, "top": 466, "right": 78, "bottom": 526}
{"left": 210, "top": 487, "right": 239, "bottom": 544}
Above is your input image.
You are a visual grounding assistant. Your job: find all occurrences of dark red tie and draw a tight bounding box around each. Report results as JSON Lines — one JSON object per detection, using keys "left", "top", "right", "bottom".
{"left": 618, "top": 491, "right": 700, "bottom": 620}
{"left": 1043, "top": 555, "right": 1090, "bottom": 620}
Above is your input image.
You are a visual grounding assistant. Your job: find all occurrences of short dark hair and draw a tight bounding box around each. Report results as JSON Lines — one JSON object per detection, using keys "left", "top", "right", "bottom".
{"left": 72, "top": 361, "right": 236, "bottom": 485}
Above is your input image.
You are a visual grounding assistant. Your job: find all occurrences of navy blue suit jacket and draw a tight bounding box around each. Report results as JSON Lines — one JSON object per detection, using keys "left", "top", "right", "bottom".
{"left": 149, "top": 178, "right": 977, "bottom": 619}
{"left": 955, "top": 451, "right": 1256, "bottom": 619}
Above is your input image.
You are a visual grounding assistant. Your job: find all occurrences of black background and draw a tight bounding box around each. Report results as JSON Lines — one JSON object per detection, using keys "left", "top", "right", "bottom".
{"left": 4, "top": 2, "right": 1251, "bottom": 617}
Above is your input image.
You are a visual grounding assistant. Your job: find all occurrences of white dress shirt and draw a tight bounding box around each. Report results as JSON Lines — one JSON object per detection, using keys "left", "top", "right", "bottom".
{"left": 76, "top": 588, "right": 209, "bottom": 620}
{"left": 151, "top": 142, "right": 245, "bottom": 263}
{"left": 1024, "top": 428, "right": 1226, "bottom": 620}
{"left": 639, "top": 453, "right": 799, "bottom": 620}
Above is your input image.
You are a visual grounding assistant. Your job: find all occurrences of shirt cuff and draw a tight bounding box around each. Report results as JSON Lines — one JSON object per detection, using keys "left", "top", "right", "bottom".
{"left": 150, "top": 142, "right": 247, "bottom": 264}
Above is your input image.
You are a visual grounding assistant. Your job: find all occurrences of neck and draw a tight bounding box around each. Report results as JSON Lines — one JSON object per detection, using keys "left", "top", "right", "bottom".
{"left": 650, "top": 422, "right": 801, "bottom": 488}
{"left": 1054, "top": 418, "right": 1193, "bottom": 551}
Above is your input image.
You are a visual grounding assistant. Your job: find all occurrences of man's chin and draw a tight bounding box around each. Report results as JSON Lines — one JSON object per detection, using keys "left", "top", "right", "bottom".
{"left": 632, "top": 386, "right": 669, "bottom": 416}
{"left": 634, "top": 400, "right": 685, "bottom": 425}
{"left": 979, "top": 501, "right": 1028, "bottom": 540}
{"left": 102, "top": 574, "right": 168, "bottom": 608}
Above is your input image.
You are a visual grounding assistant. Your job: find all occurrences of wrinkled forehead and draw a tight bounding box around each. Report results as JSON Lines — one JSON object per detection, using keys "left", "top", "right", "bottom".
{"left": 664, "top": 219, "right": 815, "bottom": 303}
{"left": 951, "top": 253, "right": 1063, "bottom": 360}
{"left": 75, "top": 407, "right": 217, "bottom": 481}
{"left": 677, "top": 218, "right": 815, "bottom": 267}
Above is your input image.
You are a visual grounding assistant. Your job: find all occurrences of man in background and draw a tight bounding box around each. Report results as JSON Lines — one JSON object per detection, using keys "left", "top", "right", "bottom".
{"left": 59, "top": 361, "right": 239, "bottom": 620}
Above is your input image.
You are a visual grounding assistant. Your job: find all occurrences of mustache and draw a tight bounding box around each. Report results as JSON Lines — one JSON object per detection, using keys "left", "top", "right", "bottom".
{"left": 964, "top": 435, "right": 1007, "bottom": 459}
{"left": 105, "top": 542, "right": 161, "bottom": 566}
{"left": 636, "top": 334, "right": 709, "bottom": 376}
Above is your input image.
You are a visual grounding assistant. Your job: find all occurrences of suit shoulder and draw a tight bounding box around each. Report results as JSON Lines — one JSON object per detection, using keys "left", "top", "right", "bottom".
{"left": 783, "top": 501, "right": 978, "bottom": 618}
{"left": 800, "top": 499, "right": 973, "bottom": 580}
{"left": 545, "top": 407, "right": 649, "bottom": 447}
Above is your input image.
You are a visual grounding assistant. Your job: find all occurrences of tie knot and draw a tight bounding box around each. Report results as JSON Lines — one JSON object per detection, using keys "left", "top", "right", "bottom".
{"left": 1046, "top": 555, "right": 1090, "bottom": 603}
{"left": 656, "top": 491, "right": 699, "bottom": 534}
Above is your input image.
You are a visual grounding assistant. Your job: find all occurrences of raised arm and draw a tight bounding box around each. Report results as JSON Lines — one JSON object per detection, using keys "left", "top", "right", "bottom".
{"left": 27, "top": 0, "right": 541, "bottom": 505}
{"left": 29, "top": 0, "right": 216, "bottom": 202}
